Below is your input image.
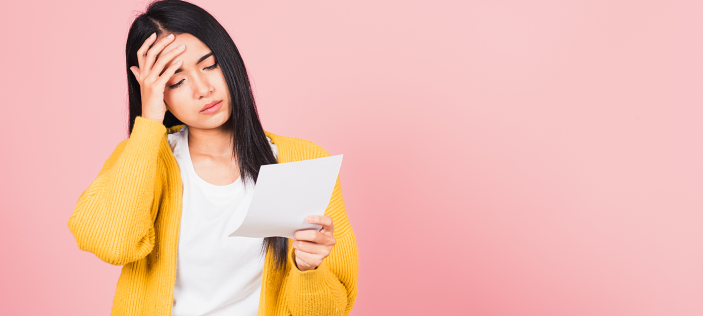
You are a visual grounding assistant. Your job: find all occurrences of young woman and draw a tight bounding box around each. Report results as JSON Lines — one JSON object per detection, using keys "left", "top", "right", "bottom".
{"left": 67, "top": 0, "right": 358, "bottom": 315}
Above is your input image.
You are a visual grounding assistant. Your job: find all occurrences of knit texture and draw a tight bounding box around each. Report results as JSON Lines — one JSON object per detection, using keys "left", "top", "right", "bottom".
{"left": 68, "top": 116, "right": 358, "bottom": 316}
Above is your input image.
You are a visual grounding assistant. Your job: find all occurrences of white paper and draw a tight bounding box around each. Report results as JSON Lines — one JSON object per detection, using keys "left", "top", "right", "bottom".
{"left": 228, "top": 154, "right": 343, "bottom": 239}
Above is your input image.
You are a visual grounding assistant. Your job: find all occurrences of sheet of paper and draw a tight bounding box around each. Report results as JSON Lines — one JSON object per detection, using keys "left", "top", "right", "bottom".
{"left": 228, "top": 154, "right": 343, "bottom": 239}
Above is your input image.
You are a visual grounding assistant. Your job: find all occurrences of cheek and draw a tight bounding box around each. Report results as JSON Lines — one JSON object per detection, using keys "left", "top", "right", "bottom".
{"left": 164, "top": 87, "right": 187, "bottom": 104}
{"left": 213, "top": 70, "right": 229, "bottom": 92}
{"left": 163, "top": 89, "right": 188, "bottom": 115}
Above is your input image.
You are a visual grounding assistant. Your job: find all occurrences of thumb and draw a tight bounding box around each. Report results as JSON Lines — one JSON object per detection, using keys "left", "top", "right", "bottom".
{"left": 129, "top": 66, "right": 140, "bottom": 79}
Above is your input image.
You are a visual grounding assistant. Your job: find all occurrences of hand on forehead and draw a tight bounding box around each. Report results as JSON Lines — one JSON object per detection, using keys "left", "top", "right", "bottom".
{"left": 153, "top": 33, "right": 182, "bottom": 60}
{"left": 155, "top": 33, "right": 208, "bottom": 63}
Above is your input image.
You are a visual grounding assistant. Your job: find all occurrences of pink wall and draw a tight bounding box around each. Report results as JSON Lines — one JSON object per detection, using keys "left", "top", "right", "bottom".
{"left": 1, "top": 0, "right": 701, "bottom": 315}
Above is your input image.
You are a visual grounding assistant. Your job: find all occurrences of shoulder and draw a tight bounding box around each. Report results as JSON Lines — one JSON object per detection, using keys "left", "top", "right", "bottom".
{"left": 264, "top": 130, "right": 331, "bottom": 162}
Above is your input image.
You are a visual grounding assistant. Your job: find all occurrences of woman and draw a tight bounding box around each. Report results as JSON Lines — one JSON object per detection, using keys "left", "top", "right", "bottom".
{"left": 67, "top": 0, "right": 358, "bottom": 315}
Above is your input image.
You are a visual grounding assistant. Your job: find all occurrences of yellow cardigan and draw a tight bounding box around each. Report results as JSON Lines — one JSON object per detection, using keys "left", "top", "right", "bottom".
{"left": 68, "top": 116, "right": 358, "bottom": 316}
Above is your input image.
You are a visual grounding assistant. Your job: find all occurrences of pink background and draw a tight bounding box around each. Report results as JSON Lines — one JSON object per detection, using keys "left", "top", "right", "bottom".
{"left": 1, "top": 0, "right": 702, "bottom": 315}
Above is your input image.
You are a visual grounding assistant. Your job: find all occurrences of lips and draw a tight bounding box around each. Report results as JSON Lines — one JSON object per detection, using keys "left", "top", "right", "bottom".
{"left": 200, "top": 100, "right": 222, "bottom": 112}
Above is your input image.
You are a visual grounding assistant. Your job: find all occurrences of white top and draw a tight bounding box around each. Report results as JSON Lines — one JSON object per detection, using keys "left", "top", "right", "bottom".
{"left": 167, "top": 125, "right": 278, "bottom": 316}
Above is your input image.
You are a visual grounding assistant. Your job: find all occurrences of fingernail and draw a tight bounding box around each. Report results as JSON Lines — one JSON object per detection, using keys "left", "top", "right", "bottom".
{"left": 149, "top": 32, "right": 155, "bottom": 38}
{"left": 307, "top": 216, "right": 314, "bottom": 222}
{"left": 167, "top": 34, "right": 174, "bottom": 39}
{"left": 177, "top": 45, "right": 185, "bottom": 50}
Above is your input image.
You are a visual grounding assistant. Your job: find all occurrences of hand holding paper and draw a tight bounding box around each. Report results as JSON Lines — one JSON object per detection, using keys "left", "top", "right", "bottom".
{"left": 228, "top": 154, "right": 344, "bottom": 239}
{"left": 292, "top": 215, "right": 336, "bottom": 271}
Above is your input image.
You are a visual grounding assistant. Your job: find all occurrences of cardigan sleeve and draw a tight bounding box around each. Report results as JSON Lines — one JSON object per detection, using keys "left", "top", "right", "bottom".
{"left": 283, "top": 155, "right": 359, "bottom": 315}
{"left": 67, "top": 116, "right": 166, "bottom": 266}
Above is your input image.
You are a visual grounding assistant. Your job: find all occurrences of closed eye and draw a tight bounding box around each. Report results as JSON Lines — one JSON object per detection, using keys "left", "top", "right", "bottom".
{"left": 169, "top": 62, "right": 219, "bottom": 89}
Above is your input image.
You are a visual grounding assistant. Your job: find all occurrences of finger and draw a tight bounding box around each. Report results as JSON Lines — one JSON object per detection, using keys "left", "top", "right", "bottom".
{"left": 144, "top": 33, "right": 176, "bottom": 77}
{"left": 295, "top": 249, "right": 322, "bottom": 269}
{"left": 295, "top": 253, "right": 314, "bottom": 270}
{"left": 153, "top": 59, "right": 183, "bottom": 87}
{"left": 149, "top": 44, "right": 185, "bottom": 80}
{"left": 293, "top": 229, "right": 336, "bottom": 247}
{"left": 293, "top": 229, "right": 323, "bottom": 243}
{"left": 136, "top": 33, "right": 156, "bottom": 76}
{"left": 296, "top": 257, "right": 313, "bottom": 270}
{"left": 306, "top": 215, "right": 334, "bottom": 235}
{"left": 292, "top": 240, "right": 330, "bottom": 255}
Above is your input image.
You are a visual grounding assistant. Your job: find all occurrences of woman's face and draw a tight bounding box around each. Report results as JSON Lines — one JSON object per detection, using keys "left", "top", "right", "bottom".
{"left": 157, "top": 33, "right": 231, "bottom": 129}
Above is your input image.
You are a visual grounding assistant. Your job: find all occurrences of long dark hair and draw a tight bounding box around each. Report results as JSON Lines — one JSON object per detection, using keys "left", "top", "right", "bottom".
{"left": 125, "top": 0, "right": 287, "bottom": 269}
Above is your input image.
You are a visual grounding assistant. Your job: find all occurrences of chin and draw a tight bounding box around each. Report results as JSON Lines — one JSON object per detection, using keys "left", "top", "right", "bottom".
{"left": 191, "top": 111, "right": 231, "bottom": 130}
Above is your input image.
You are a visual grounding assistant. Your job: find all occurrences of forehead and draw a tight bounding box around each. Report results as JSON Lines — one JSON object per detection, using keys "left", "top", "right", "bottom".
{"left": 158, "top": 33, "right": 212, "bottom": 62}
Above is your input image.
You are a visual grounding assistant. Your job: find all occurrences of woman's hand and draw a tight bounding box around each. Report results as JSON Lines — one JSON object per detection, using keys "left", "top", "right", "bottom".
{"left": 129, "top": 32, "right": 185, "bottom": 124}
{"left": 292, "top": 216, "right": 336, "bottom": 271}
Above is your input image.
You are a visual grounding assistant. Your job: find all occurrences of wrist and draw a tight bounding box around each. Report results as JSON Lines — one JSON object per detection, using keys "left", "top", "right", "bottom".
{"left": 141, "top": 112, "right": 164, "bottom": 124}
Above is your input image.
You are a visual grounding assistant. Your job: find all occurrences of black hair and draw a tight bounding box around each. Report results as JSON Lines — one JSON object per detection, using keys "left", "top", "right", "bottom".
{"left": 125, "top": 0, "right": 287, "bottom": 270}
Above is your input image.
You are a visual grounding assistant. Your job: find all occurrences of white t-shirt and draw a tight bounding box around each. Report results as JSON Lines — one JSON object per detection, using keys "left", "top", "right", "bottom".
{"left": 167, "top": 125, "right": 277, "bottom": 316}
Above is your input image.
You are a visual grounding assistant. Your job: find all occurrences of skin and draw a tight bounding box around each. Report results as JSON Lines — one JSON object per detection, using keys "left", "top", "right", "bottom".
{"left": 129, "top": 32, "right": 335, "bottom": 271}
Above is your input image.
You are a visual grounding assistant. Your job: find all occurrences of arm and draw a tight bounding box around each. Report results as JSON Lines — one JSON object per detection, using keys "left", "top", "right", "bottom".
{"left": 284, "top": 175, "right": 359, "bottom": 316}
{"left": 67, "top": 116, "right": 166, "bottom": 266}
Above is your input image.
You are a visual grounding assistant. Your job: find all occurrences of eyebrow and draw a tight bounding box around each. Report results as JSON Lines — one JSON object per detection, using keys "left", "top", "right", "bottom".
{"left": 174, "top": 52, "right": 214, "bottom": 74}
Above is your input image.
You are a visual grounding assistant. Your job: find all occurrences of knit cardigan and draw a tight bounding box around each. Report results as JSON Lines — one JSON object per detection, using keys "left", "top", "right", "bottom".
{"left": 67, "top": 116, "right": 358, "bottom": 316}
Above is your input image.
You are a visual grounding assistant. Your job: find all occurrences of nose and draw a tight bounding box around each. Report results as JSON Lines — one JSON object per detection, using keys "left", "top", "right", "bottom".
{"left": 192, "top": 71, "right": 213, "bottom": 99}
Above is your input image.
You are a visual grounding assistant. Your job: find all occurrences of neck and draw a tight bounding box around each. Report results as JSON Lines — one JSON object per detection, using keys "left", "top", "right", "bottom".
{"left": 187, "top": 124, "right": 235, "bottom": 158}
